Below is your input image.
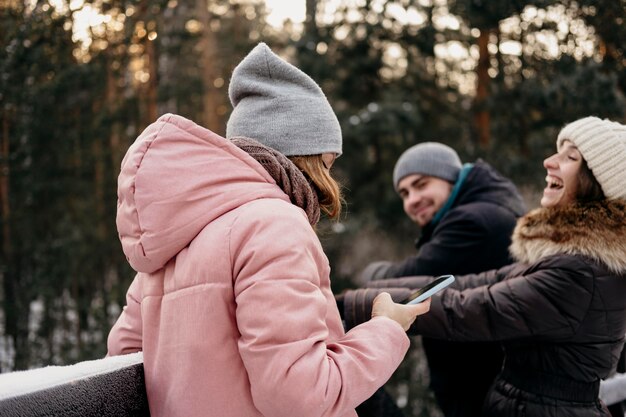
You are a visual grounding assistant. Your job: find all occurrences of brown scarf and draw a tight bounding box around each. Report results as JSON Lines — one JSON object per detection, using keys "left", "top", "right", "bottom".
{"left": 231, "top": 137, "right": 320, "bottom": 226}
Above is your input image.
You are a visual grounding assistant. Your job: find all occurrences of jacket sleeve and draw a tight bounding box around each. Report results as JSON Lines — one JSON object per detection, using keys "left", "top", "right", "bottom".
{"left": 412, "top": 255, "right": 596, "bottom": 341}
{"left": 344, "top": 267, "right": 515, "bottom": 329}
{"left": 107, "top": 274, "right": 143, "bottom": 356}
{"left": 363, "top": 206, "right": 499, "bottom": 279}
{"left": 230, "top": 204, "right": 410, "bottom": 417}
{"left": 366, "top": 264, "right": 517, "bottom": 291}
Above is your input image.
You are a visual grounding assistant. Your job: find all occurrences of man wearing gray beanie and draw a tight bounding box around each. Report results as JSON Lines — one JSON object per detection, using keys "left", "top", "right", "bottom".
{"left": 392, "top": 142, "right": 463, "bottom": 226}
{"left": 357, "top": 142, "right": 527, "bottom": 417}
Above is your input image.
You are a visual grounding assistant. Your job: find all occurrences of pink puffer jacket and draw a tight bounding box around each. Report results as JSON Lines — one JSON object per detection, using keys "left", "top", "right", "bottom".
{"left": 107, "top": 114, "right": 410, "bottom": 417}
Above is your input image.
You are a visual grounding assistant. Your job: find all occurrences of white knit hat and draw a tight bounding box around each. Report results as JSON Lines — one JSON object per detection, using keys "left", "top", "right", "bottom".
{"left": 226, "top": 43, "right": 342, "bottom": 157}
{"left": 557, "top": 116, "right": 626, "bottom": 200}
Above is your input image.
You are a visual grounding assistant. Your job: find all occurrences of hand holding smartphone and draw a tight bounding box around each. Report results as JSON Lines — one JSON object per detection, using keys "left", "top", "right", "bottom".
{"left": 404, "top": 275, "right": 455, "bottom": 305}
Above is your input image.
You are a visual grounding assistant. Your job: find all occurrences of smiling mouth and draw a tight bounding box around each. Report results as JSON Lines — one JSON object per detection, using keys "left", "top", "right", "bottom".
{"left": 412, "top": 204, "right": 431, "bottom": 216}
{"left": 546, "top": 176, "right": 563, "bottom": 190}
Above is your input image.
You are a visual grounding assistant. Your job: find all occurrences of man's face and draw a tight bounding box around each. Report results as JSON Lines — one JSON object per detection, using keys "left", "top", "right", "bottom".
{"left": 397, "top": 174, "right": 453, "bottom": 227}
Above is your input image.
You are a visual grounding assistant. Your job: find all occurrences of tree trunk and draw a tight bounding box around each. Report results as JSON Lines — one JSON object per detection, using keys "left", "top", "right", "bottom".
{"left": 145, "top": 35, "right": 158, "bottom": 124}
{"left": 305, "top": 0, "right": 318, "bottom": 38}
{"left": 0, "top": 111, "right": 29, "bottom": 370}
{"left": 196, "top": 0, "right": 224, "bottom": 133}
{"left": 4, "top": 257, "right": 30, "bottom": 370}
{"left": 1, "top": 110, "right": 10, "bottom": 263}
{"left": 0, "top": 111, "right": 11, "bottom": 372}
{"left": 474, "top": 28, "right": 491, "bottom": 147}
{"left": 138, "top": 0, "right": 158, "bottom": 127}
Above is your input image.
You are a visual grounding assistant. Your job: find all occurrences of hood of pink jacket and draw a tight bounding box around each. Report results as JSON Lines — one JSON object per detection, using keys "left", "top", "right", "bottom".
{"left": 117, "top": 113, "right": 289, "bottom": 274}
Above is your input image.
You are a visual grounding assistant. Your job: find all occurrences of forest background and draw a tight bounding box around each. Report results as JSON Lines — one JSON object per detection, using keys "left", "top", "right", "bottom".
{"left": 1, "top": 0, "right": 625, "bottom": 415}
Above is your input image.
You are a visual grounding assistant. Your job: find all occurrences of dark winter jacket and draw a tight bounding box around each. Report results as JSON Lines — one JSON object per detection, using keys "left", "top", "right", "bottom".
{"left": 344, "top": 199, "right": 626, "bottom": 417}
{"left": 360, "top": 161, "right": 527, "bottom": 417}
{"left": 361, "top": 160, "right": 527, "bottom": 280}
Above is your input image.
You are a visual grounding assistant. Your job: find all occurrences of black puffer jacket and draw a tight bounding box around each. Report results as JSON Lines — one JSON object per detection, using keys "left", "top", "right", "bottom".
{"left": 362, "top": 161, "right": 527, "bottom": 279}
{"left": 344, "top": 199, "right": 626, "bottom": 417}
{"left": 360, "top": 161, "right": 526, "bottom": 417}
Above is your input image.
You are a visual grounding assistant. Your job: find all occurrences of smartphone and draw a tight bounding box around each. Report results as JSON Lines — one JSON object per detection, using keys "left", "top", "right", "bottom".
{"left": 404, "top": 275, "right": 455, "bottom": 305}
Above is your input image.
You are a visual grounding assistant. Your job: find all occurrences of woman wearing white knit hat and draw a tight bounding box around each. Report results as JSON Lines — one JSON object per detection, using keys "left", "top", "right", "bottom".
{"left": 342, "top": 116, "right": 626, "bottom": 417}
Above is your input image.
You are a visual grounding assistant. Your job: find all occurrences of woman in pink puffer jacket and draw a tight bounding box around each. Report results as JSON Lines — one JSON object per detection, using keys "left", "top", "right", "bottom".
{"left": 107, "top": 43, "right": 430, "bottom": 417}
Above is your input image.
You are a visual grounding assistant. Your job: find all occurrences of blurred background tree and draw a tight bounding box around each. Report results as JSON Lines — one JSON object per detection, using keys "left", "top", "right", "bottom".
{"left": 1, "top": 0, "right": 624, "bottom": 415}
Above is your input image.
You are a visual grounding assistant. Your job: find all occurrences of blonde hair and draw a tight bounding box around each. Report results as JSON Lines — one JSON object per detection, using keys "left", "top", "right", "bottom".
{"left": 290, "top": 155, "right": 344, "bottom": 220}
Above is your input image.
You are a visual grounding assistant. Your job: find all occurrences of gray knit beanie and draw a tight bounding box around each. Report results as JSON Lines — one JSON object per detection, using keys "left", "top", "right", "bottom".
{"left": 226, "top": 43, "right": 342, "bottom": 157}
{"left": 557, "top": 116, "right": 626, "bottom": 200}
{"left": 393, "top": 142, "right": 462, "bottom": 190}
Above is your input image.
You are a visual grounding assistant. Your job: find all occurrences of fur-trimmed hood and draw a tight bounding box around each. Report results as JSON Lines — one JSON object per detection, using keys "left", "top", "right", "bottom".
{"left": 510, "top": 199, "right": 626, "bottom": 274}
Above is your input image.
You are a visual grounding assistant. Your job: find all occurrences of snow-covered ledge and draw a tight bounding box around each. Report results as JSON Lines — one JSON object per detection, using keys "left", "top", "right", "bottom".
{"left": 0, "top": 352, "right": 148, "bottom": 417}
{"left": 601, "top": 372, "right": 626, "bottom": 407}
{"left": 0, "top": 350, "right": 623, "bottom": 415}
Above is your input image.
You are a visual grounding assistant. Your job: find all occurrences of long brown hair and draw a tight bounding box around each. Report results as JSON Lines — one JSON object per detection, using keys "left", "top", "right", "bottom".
{"left": 577, "top": 158, "right": 605, "bottom": 203}
{"left": 290, "top": 155, "right": 344, "bottom": 220}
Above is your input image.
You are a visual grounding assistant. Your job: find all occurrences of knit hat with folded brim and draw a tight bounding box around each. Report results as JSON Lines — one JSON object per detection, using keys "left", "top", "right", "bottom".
{"left": 226, "top": 43, "right": 342, "bottom": 157}
{"left": 557, "top": 116, "right": 626, "bottom": 200}
{"left": 392, "top": 142, "right": 462, "bottom": 190}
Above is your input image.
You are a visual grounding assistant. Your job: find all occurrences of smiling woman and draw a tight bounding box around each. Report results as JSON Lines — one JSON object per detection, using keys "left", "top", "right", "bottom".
{"left": 341, "top": 116, "right": 626, "bottom": 417}
{"left": 541, "top": 140, "right": 583, "bottom": 208}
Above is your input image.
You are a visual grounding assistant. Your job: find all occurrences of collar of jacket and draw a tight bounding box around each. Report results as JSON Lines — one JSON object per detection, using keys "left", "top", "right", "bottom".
{"left": 509, "top": 199, "right": 626, "bottom": 274}
{"left": 415, "top": 163, "right": 474, "bottom": 249}
{"left": 431, "top": 163, "right": 475, "bottom": 226}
